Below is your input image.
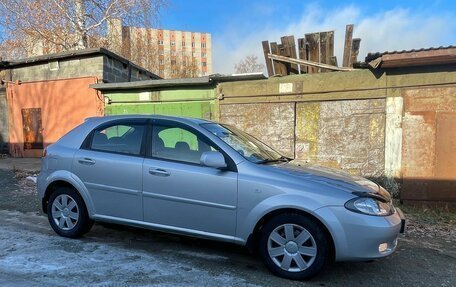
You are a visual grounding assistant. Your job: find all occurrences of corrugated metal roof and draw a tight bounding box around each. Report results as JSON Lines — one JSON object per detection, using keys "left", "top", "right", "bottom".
{"left": 90, "top": 73, "right": 267, "bottom": 91}
{"left": 365, "top": 45, "right": 456, "bottom": 62}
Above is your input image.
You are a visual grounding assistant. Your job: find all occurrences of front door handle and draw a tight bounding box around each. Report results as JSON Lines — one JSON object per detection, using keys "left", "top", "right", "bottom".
{"left": 78, "top": 158, "right": 96, "bottom": 165}
{"left": 149, "top": 168, "right": 170, "bottom": 177}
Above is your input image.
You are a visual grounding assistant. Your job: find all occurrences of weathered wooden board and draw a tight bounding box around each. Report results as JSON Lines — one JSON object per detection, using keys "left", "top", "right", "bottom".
{"left": 343, "top": 24, "right": 354, "bottom": 67}
{"left": 262, "top": 40, "right": 274, "bottom": 76}
{"left": 305, "top": 33, "right": 320, "bottom": 73}
{"left": 297, "top": 38, "right": 307, "bottom": 74}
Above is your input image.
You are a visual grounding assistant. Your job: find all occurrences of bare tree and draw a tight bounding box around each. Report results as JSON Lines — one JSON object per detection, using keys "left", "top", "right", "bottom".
{"left": 234, "top": 54, "right": 265, "bottom": 74}
{"left": 173, "top": 56, "right": 200, "bottom": 79}
{"left": 0, "top": 0, "right": 166, "bottom": 58}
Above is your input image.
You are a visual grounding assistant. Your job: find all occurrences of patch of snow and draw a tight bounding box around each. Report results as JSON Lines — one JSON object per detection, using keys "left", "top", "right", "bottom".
{"left": 26, "top": 176, "right": 37, "bottom": 184}
{"left": 0, "top": 210, "right": 263, "bottom": 287}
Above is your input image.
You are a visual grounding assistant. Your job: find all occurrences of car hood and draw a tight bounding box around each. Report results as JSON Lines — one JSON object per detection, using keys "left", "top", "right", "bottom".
{"left": 267, "top": 160, "right": 391, "bottom": 200}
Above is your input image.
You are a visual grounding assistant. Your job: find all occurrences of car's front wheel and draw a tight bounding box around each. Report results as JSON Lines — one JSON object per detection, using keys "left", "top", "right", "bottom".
{"left": 47, "top": 186, "right": 93, "bottom": 238}
{"left": 258, "top": 213, "right": 330, "bottom": 280}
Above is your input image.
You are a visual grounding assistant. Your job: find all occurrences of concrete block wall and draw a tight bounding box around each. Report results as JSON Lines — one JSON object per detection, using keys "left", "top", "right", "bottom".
{"left": 10, "top": 56, "right": 104, "bottom": 82}
{"left": 295, "top": 99, "right": 386, "bottom": 177}
{"left": 103, "top": 56, "right": 156, "bottom": 82}
{"left": 218, "top": 66, "right": 456, "bottom": 202}
{"left": 218, "top": 70, "right": 387, "bottom": 178}
{"left": 220, "top": 103, "right": 295, "bottom": 158}
{"left": 8, "top": 54, "right": 154, "bottom": 84}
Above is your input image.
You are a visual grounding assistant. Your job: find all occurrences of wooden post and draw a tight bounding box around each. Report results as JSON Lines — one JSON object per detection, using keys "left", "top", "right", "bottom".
{"left": 328, "top": 31, "right": 334, "bottom": 64}
{"left": 285, "top": 36, "right": 299, "bottom": 74}
{"left": 262, "top": 41, "right": 274, "bottom": 76}
{"left": 278, "top": 43, "right": 290, "bottom": 75}
{"left": 319, "top": 31, "right": 335, "bottom": 72}
{"left": 350, "top": 38, "right": 361, "bottom": 67}
{"left": 305, "top": 33, "right": 320, "bottom": 73}
{"left": 270, "top": 42, "right": 287, "bottom": 76}
{"left": 342, "top": 24, "right": 354, "bottom": 67}
{"left": 279, "top": 38, "right": 290, "bottom": 75}
{"left": 320, "top": 32, "right": 328, "bottom": 65}
{"left": 297, "top": 38, "right": 307, "bottom": 73}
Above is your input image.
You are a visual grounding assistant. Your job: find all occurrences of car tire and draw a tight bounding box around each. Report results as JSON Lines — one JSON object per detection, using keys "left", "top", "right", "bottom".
{"left": 258, "top": 213, "right": 330, "bottom": 280}
{"left": 47, "top": 186, "right": 93, "bottom": 238}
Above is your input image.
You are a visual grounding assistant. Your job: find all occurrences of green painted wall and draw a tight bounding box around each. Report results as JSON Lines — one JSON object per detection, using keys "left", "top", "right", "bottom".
{"left": 103, "top": 87, "right": 217, "bottom": 120}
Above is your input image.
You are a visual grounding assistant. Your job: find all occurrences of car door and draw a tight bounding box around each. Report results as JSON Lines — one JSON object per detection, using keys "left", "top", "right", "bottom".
{"left": 142, "top": 121, "right": 238, "bottom": 237}
{"left": 72, "top": 119, "right": 146, "bottom": 221}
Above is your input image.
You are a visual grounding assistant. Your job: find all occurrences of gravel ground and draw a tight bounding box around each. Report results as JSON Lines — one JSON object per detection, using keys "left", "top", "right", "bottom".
{"left": 0, "top": 169, "right": 455, "bottom": 287}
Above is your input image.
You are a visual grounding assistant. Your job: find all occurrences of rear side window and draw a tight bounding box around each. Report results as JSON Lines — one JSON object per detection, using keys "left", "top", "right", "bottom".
{"left": 90, "top": 124, "right": 145, "bottom": 156}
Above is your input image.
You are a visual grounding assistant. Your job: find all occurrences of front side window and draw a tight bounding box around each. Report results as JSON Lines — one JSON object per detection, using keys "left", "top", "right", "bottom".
{"left": 90, "top": 124, "right": 144, "bottom": 155}
{"left": 202, "top": 123, "right": 286, "bottom": 164}
{"left": 152, "top": 125, "right": 216, "bottom": 164}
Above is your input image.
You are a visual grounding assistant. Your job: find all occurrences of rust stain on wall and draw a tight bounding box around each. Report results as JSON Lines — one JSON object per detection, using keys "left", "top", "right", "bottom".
{"left": 401, "top": 86, "right": 456, "bottom": 202}
{"left": 21, "top": 108, "right": 43, "bottom": 150}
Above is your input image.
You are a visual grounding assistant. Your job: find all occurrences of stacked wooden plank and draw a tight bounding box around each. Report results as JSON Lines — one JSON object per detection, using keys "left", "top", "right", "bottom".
{"left": 262, "top": 24, "right": 361, "bottom": 76}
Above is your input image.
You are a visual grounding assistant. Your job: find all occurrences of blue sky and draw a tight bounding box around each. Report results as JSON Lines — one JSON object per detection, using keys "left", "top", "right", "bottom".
{"left": 158, "top": 0, "right": 456, "bottom": 73}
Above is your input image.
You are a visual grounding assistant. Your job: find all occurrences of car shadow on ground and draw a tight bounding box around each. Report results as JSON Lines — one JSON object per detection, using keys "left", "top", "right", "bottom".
{"left": 78, "top": 221, "right": 432, "bottom": 286}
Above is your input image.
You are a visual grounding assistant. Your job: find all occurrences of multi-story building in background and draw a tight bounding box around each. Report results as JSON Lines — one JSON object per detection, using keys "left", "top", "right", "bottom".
{"left": 22, "top": 19, "right": 212, "bottom": 79}
{"left": 107, "top": 19, "right": 212, "bottom": 79}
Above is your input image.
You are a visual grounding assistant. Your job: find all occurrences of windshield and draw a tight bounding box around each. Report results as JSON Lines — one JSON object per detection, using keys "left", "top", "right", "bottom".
{"left": 202, "top": 123, "right": 288, "bottom": 164}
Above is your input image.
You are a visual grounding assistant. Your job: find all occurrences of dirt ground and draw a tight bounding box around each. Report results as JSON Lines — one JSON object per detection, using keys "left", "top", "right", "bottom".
{"left": 0, "top": 167, "right": 455, "bottom": 287}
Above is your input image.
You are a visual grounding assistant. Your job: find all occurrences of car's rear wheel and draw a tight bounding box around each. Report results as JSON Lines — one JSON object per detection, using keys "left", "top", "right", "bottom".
{"left": 258, "top": 213, "right": 329, "bottom": 280}
{"left": 47, "top": 186, "right": 93, "bottom": 238}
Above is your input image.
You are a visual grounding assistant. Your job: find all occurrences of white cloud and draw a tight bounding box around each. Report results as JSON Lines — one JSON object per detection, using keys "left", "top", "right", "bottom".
{"left": 212, "top": 5, "right": 456, "bottom": 74}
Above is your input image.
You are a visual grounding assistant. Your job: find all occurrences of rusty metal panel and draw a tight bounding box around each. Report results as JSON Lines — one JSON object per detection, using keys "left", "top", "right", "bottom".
{"left": 21, "top": 108, "right": 43, "bottom": 150}
{"left": 435, "top": 113, "right": 456, "bottom": 179}
{"left": 401, "top": 86, "right": 456, "bottom": 202}
{"left": 7, "top": 77, "right": 102, "bottom": 157}
{"left": 0, "top": 89, "right": 8, "bottom": 153}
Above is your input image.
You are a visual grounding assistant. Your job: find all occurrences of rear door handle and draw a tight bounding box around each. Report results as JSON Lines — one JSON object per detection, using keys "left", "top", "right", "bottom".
{"left": 149, "top": 168, "right": 170, "bottom": 177}
{"left": 78, "top": 158, "right": 96, "bottom": 165}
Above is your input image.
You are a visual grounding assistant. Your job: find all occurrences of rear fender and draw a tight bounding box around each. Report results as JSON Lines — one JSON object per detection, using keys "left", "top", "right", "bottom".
{"left": 44, "top": 170, "right": 95, "bottom": 217}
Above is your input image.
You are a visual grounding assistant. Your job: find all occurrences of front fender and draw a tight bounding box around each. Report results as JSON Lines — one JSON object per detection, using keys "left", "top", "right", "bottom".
{"left": 41, "top": 170, "right": 95, "bottom": 217}
{"left": 237, "top": 194, "right": 327, "bottom": 241}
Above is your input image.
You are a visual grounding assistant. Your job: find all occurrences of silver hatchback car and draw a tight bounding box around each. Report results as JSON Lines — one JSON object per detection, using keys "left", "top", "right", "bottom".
{"left": 38, "top": 115, "right": 405, "bottom": 280}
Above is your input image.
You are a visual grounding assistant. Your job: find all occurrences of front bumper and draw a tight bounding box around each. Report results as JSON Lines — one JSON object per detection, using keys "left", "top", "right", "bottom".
{"left": 314, "top": 205, "right": 405, "bottom": 261}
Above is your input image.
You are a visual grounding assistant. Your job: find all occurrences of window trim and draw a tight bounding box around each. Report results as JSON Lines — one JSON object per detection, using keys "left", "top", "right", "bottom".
{"left": 81, "top": 119, "right": 149, "bottom": 158}
{"left": 146, "top": 119, "right": 237, "bottom": 172}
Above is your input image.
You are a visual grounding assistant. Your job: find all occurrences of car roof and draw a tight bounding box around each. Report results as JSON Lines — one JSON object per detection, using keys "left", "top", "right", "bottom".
{"left": 85, "top": 114, "right": 215, "bottom": 126}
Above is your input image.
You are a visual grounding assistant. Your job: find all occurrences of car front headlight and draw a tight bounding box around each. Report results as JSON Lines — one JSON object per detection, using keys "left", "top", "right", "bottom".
{"left": 345, "top": 197, "right": 394, "bottom": 216}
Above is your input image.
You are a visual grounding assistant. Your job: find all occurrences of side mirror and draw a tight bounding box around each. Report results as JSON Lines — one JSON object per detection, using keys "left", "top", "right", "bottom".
{"left": 200, "top": 151, "right": 227, "bottom": 169}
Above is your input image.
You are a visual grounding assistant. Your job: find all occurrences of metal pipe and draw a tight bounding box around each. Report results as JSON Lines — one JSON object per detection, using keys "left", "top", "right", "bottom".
{"left": 107, "top": 98, "right": 215, "bottom": 104}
